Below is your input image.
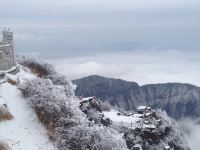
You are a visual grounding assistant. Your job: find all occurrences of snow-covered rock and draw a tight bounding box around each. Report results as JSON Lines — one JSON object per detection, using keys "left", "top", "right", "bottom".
{"left": 104, "top": 107, "right": 190, "bottom": 150}
{"left": 78, "top": 96, "right": 190, "bottom": 150}
{"left": 79, "top": 96, "right": 111, "bottom": 126}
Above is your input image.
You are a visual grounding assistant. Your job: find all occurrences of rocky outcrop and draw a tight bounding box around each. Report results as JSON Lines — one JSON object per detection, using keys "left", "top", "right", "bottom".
{"left": 78, "top": 97, "right": 190, "bottom": 150}
{"left": 73, "top": 75, "right": 144, "bottom": 110}
{"left": 121, "top": 113, "right": 190, "bottom": 150}
{"left": 79, "top": 97, "right": 111, "bottom": 126}
{"left": 73, "top": 75, "right": 200, "bottom": 119}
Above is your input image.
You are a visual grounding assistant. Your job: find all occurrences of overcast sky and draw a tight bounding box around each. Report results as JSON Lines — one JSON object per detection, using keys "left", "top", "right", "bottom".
{"left": 51, "top": 49, "right": 200, "bottom": 86}
{"left": 0, "top": 0, "right": 200, "bottom": 86}
{"left": 0, "top": 0, "right": 200, "bottom": 57}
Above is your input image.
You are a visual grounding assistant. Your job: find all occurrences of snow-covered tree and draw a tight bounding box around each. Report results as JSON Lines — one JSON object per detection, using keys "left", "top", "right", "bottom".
{"left": 18, "top": 57, "right": 128, "bottom": 150}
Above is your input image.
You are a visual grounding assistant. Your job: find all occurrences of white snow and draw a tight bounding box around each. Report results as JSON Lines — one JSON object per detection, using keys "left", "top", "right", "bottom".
{"left": 82, "top": 97, "right": 94, "bottom": 101}
{"left": 0, "top": 66, "right": 18, "bottom": 74}
{"left": 0, "top": 70, "right": 57, "bottom": 150}
{"left": 137, "top": 106, "right": 147, "bottom": 111}
{"left": 5, "top": 73, "right": 18, "bottom": 82}
{"left": 145, "top": 112, "right": 151, "bottom": 116}
{"left": 133, "top": 144, "right": 142, "bottom": 150}
{"left": 164, "top": 145, "right": 170, "bottom": 150}
{"left": 0, "top": 78, "right": 6, "bottom": 84}
{"left": 1, "top": 66, "right": 35, "bottom": 85}
{"left": 143, "top": 124, "right": 156, "bottom": 129}
{"left": 103, "top": 109, "right": 141, "bottom": 128}
{"left": 103, "top": 109, "right": 158, "bottom": 130}
{"left": 132, "top": 114, "right": 144, "bottom": 118}
{"left": 15, "top": 66, "right": 36, "bottom": 82}
{"left": 0, "top": 96, "right": 5, "bottom": 106}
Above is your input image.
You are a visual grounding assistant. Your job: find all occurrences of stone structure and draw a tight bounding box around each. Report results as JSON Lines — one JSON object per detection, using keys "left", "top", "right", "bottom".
{"left": 0, "top": 29, "right": 16, "bottom": 71}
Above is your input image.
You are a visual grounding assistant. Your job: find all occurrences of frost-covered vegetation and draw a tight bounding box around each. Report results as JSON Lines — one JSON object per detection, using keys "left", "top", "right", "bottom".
{"left": 83, "top": 97, "right": 190, "bottom": 150}
{"left": 16, "top": 56, "right": 190, "bottom": 150}
{"left": 156, "top": 110, "right": 190, "bottom": 150}
{"left": 118, "top": 109, "right": 190, "bottom": 150}
{"left": 18, "top": 56, "right": 128, "bottom": 150}
{"left": 17, "top": 56, "right": 56, "bottom": 77}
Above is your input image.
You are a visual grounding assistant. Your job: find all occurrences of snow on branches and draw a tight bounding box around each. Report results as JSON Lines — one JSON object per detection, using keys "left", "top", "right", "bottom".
{"left": 18, "top": 56, "right": 128, "bottom": 150}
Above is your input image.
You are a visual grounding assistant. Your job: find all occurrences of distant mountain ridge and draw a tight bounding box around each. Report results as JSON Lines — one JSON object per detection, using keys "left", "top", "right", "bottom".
{"left": 73, "top": 75, "right": 200, "bottom": 119}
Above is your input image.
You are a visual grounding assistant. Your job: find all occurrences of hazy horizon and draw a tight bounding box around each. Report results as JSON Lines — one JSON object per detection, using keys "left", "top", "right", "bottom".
{"left": 0, "top": 0, "right": 200, "bottom": 58}
{"left": 50, "top": 49, "right": 200, "bottom": 87}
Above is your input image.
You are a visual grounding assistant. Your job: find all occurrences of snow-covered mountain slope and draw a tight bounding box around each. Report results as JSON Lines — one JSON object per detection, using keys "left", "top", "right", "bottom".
{"left": 16, "top": 57, "right": 128, "bottom": 150}
{"left": 73, "top": 75, "right": 200, "bottom": 119}
{"left": 0, "top": 68, "right": 57, "bottom": 150}
{"left": 0, "top": 57, "right": 191, "bottom": 150}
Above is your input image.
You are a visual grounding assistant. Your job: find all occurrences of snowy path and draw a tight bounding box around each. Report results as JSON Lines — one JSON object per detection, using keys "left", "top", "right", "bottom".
{"left": 0, "top": 82, "right": 57, "bottom": 150}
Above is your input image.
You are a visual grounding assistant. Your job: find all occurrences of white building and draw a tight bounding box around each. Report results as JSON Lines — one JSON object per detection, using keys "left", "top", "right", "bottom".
{"left": 0, "top": 29, "right": 16, "bottom": 71}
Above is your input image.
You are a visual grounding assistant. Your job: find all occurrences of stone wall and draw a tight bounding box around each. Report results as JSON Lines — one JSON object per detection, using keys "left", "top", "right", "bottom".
{"left": 0, "top": 30, "right": 16, "bottom": 71}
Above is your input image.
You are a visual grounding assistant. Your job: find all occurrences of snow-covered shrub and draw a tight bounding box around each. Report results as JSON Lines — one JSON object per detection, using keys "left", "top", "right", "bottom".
{"left": 18, "top": 56, "right": 75, "bottom": 98}
{"left": 156, "top": 110, "right": 190, "bottom": 150}
{"left": 17, "top": 56, "right": 56, "bottom": 77}
{"left": 19, "top": 77, "right": 127, "bottom": 150}
{"left": 19, "top": 78, "right": 81, "bottom": 126}
{"left": 57, "top": 125, "right": 128, "bottom": 150}
{"left": 46, "top": 74, "right": 76, "bottom": 98}
{"left": 19, "top": 78, "right": 84, "bottom": 146}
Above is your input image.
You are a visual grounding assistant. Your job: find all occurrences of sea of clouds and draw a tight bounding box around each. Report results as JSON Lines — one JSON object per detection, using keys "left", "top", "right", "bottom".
{"left": 50, "top": 49, "right": 200, "bottom": 149}
{"left": 179, "top": 118, "right": 200, "bottom": 150}
{"left": 50, "top": 49, "right": 200, "bottom": 86}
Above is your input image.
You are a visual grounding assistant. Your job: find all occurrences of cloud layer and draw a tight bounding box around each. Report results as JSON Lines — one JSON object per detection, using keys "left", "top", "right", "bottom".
{"left": 50, "top": 49, "right": 200, "bottom": 150}
{"left": 50, "top": 49, "right": 200, "bottom": 86}
{"left": 179, "top": 118, "right": 200, "bottom": 150}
